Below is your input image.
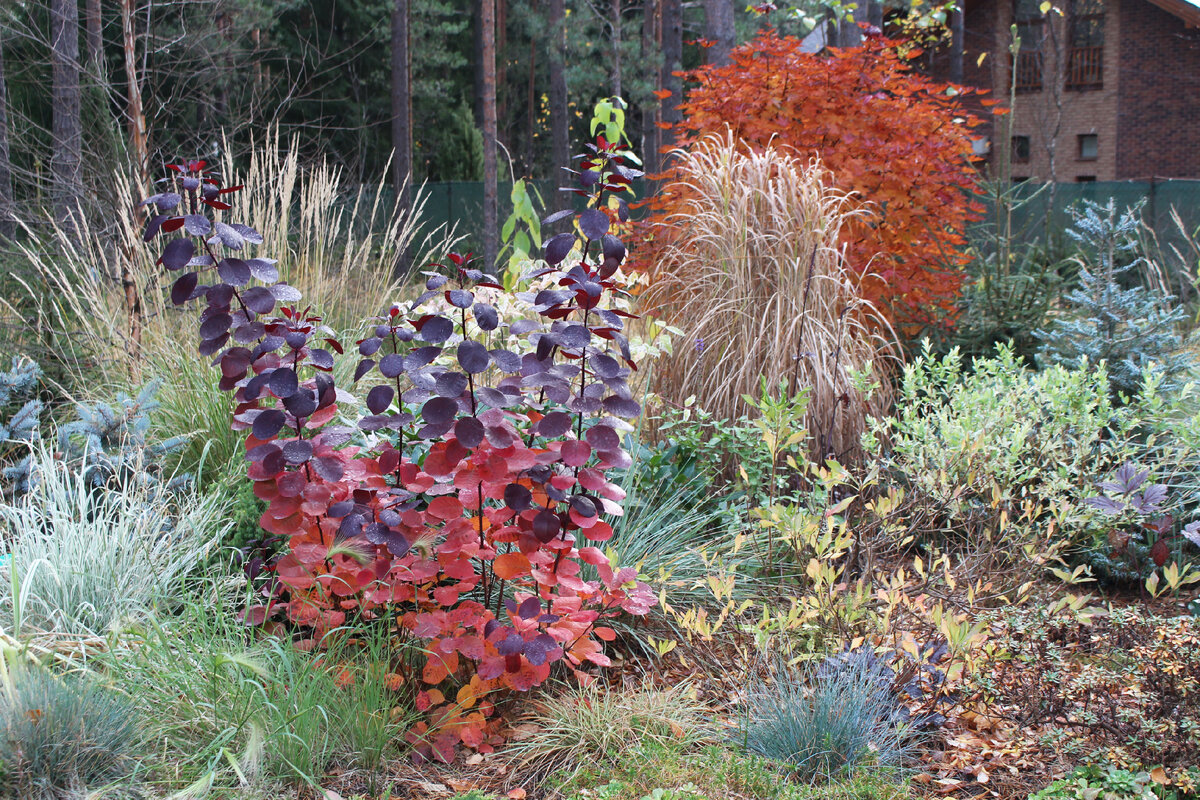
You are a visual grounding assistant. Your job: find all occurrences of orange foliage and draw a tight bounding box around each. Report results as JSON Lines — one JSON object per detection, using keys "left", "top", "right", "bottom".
{"left": 636, "top": 30, "right": 986, "bottom": 333}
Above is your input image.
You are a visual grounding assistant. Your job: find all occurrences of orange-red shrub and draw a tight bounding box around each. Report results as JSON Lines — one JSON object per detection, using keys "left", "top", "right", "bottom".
{"left": 637, "top": 30, "right": 986, "bottom": 333}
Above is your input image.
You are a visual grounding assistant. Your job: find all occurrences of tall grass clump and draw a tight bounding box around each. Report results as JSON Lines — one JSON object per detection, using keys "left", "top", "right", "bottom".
{"left": 0, "top": 442, "right": 223, "bottom": 640}
{"left": 739, "top": 654, "right": 914, "bottom": 784}
{"left": 99, "top": 576, "right": 417, "bottom": 794}
{"left": 0, "top": 660, "right": 140, "bottom": 798}
{"left": 644, "top": 132, "right": 894, "bottom": 461}
{"left": 505, "top": 681, "right": 710, "bottom": 783}
{"left": 7, "top": 130, "right": 454, "bottom": 486}
{"left": 99, "top": 575, "right": 417, "bottom": 796}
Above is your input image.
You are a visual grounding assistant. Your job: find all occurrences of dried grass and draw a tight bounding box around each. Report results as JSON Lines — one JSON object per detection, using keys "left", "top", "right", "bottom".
{"left": 6, "top": 128, "right": 452, "bottom": 390}
{"left": 644, "top": 132, "right": 895, "bottom": 461}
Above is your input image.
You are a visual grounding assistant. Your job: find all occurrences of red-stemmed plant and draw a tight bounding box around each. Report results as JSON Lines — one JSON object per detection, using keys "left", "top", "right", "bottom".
{"left": 141, "top": 139, "right": 654, "bottom": 760}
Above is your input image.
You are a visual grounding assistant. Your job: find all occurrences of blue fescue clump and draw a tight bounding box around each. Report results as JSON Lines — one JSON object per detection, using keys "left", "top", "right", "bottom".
{"left": 0, "top": 665, "right": 140, "bottom": 798}
{"left": 738, "top": 650, "right": 917, "bottom": 783}
{"left": 0, "top": 359, "right": 189, "bottom": 500}
{"left": 0, "top": 358, "right": 44, "bottom": 497}
{"left": 57, "top": 379, "right": 191, "bottom": 494}
{"left": 1036, "top": 200, "right": 1194, "bottom": 400}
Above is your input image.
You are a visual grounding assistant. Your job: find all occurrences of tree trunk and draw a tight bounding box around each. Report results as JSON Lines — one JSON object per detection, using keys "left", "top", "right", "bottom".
{"left": 121, "top": 0, "right": 148, "bottom": 193}
{"left": 837, "top": 7, "right": 863, "bottom": 47}
{"left": 391, "top": 0, "right": 413, "bottom": 274}
{"left": 703, "top": 0, "right": 735, "bottom": 66}
{"left": 481, "top": 0, "right": 498, "bottom": 271}
{"left": 391, "top": 0, "right": 412, "bottom": 204}
{"left": 661, "top": 0, "right": 683, "bottom": 155}
{"left": 640, "top": 0, "right": 660, "bottom": 173}
{"left": 51, "top": 0, "right": 83, "bottom": 235}
{"left": 548, "top": 0, "right": 569, "bottom": 181}
{"left": 85, "top": 0, "right": 102, "bottom": 70}
{"left": 867, "top": 0, "right": 884, "bottom": 30}
{"left": 950, "top": 6, "right": 965, "bottom": 84}
{"left": 611, "top": 0, "right": 622, "bottom": 99}
{"left": 0, "top": 30, "right": 14, "bottom": 239}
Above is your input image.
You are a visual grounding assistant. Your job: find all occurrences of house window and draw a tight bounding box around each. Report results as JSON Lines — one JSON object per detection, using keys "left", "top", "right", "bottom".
{"left": 1012, "top": 135, "right": 1032, "bottom": 163}
{"left": 1067, "top": 0, "right": 1105, "bottom": 88}
{"left": 1076, "top": 175, "right": 1097, "bottom": 182}
{"left": 1013, "top": 0, "right": 1045, "bottom": 92}
{"left": 1078, "top": 134, "right": 1099, "bottom": 160}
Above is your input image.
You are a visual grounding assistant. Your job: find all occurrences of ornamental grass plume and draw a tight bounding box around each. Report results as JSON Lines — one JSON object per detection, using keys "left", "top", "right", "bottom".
{"left": 644, "top": 132, "right": 894, "bottom": 462}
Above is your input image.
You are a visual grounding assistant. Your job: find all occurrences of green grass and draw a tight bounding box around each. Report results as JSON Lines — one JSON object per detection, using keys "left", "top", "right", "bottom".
{"left": 549, "top": 741, "right": 910, "bottom": 800}
{"left": 93, "top": 575, "right": 419, "bottom": 795}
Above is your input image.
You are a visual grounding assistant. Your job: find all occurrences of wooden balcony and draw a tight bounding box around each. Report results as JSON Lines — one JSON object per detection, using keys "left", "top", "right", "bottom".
{"left": 1014, "top": 51, "right": 1043, "bottom": 92}
{"left": 1067, "top": 46, "right": 1105, "bottom": 88}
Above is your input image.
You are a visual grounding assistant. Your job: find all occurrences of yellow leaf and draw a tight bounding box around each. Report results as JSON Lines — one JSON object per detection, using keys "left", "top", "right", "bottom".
{"left": 1150, "top": 767, "right": 1169, "bottom": 785}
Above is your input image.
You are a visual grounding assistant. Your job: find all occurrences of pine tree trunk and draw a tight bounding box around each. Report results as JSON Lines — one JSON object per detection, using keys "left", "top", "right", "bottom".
{"left": 611, "top": 0, "right": 622, "bottom": 99}
{"left": 121, "top": 0, "right": 148, "bottom": 193}
{"left": 703, "top": 0, "right": 735, "bottom": 66}
{"left": 85, "top": 0, "right": 102, "bottom": 69}
{"left": 481, "top": 0, "right": 498, "bottom": 271}
{"left": 867, "top": 0, "right": 884, "bottom": 30}
{"left": 661, "top": 0, "right": 683, "bottom": 154}
{"left": 391, "top": 0, "right": 413, "bottom": 275}
{"left": 950, "top": 6, "right": 965, "bottom": 84}
{"left": 640, "top": 0, "right": 660, "bottom": 173}
{"left": 391, "top": 0, "right": 412, "bottom": 203}
{"left": 51, "top": 0, "right": 83, "bottom": 236}
{"left": 0, "top": 30, "right": 14, "bottom": 239}
{"left": 548, "top": 0, "right": 569, "bottom": 182}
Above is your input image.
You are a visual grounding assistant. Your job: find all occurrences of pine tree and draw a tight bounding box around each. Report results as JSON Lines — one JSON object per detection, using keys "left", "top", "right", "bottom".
{"left": 1036, "top": 199, "right": 1194, "bottom": 399}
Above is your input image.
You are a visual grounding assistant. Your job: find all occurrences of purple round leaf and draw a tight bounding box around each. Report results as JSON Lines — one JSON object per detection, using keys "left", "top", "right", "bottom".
{"left": 421, "top": 396, "right": 458, "bottom": 426}
{"left": 161, "top": 238, "right": 196, "bottom": 270}
{"left": 218, "top": 258, "right": 251, "bottom": 286}
{"left": 473, "top": 303, "right": 499, "bottom": 331}
{"left": 252, "top": 409, "right": 287, "bottom": 440}
{"left": 282, "top": 439, "right": 314, "bottom": 465}
{"left": 379, "top": 353, "right": 405, "bottom": 378}
{"left": 536, "top": 411, "right": 573, "bottom": 438}
{"left": 532, "top": 509, "right": 562, "bottom": 542}
{"left": 455, "top": 416, "right": 485, "bottom": 448}
{"left": 313, "top": 456, "right": 345, "bottom": 483}
{"left": 544, "top": 232, "right": 576, "bottom": 265}
{"left": 269, "top": 368, "right": 299, "bottom": 398}
{"left": 490, "top": 349, "right": 521, "bottom": 374}
{"left": 284, "top": 389, "right": 319, "bottom": 419}
{"left": 247, "top": 259, "right": 279, "bottom": 282}
{"left": 476, "top": 387, "right": 510, "bottom": 409}
{"left": 602, "top": 395, "right": 641, "bottom": 417}
{"left": 578, "top": 209, "right": 610, "bottom": 240}
{"left": 242, "top": 286, "right": 276, "bottom": 315}
{"left": 436, "top": 371, "right": 469, "bottom": 398}
{"left": 457, "top": 340, "right": 491, "bottom": 374}
{"left": 354, "top": 359, "right": 376, "bottom": 382}
{"left": 367, "top": 385, "right": 395, "bottom": 415}
{"left": 504, "top": 483, "right": 532, "bottom": 511}
{"left": 601, "top": 234, "right": 626, "bottom": 262}
{"left": 359, "top": 337, "right": 382, "bottom": 356}
{"left": 585, "top": 423, "right": 620, "bottom": 450}
{"left": 447, "top": 289, "right": 474, "bottom": 308}
{"left": 171, "top": 271, "right": 199, "bottom": 304}
{"left": 199, "top": 313, "right": 233, "bottom": 340}
{"left": 418, "top": 316, "right": 454, "bottom": 343}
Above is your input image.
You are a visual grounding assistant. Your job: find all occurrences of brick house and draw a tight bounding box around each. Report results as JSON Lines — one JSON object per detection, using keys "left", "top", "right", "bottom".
{"left": 928, "top": 0, "right": 1200, "bottom": 180}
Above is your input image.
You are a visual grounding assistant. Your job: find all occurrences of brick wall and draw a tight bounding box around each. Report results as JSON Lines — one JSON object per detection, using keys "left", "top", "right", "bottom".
{"left": 1115, "top": 1, "right": 1200, "bottom": 178}
{"left": 1003, "top": 0, "right": 1123, "bottom": 181}
{"left": 926, "top": 0, "right": 1200, "bottom": 180}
